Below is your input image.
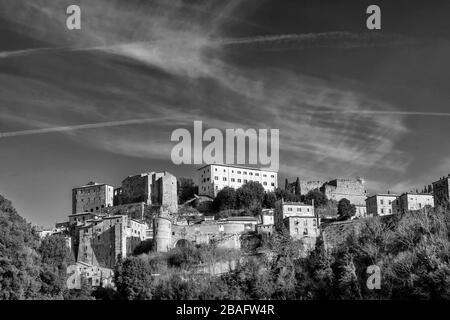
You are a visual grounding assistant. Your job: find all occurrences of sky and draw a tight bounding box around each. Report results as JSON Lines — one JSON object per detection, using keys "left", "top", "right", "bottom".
{"left": 1, "top": 0, "right": 450, "bottom": 226}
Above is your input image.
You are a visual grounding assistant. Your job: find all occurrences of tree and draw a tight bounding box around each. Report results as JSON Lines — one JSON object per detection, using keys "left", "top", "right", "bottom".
{"left": 114, "top": 257, "right": 153, "bottom": 300}
{"left": 295, "top": 178, "right": 301, "bottom": 196}
{"left": 236, "top": 182, "right": 265, "bottom": 215}
{"left": 305, "top": 190, "right": 328, "bottom": 208}
{"left": 337, "top": 198, "right": 356, "bottom": 221}
{"left": 212, "top": 187, "right": 236, "bottom": 212}
{"left": 284, "top": 178, "right": 289, "bottom": 190}
{"left": 0, "top": 195, "right": 41, "bottom": 299}
{"left": 263, "top": 192, "right": 277, "bottom": 209}
{"left": 177, "top": 177, "right": 198, "bottom": 204}
{"left": 39, "top": 234, "right": 73, "bottom": 298}
{"left": 274, "top": 188, "right": 299, "bottom": 202}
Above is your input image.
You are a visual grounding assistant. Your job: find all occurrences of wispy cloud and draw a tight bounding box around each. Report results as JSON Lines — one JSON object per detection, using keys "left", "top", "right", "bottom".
{"left": 0, "top": 0, "right": 417, "bottom": 180}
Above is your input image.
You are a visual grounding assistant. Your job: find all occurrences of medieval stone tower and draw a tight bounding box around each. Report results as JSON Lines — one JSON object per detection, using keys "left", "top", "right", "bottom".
{"left": 153, "top": 217, "right": 172, "bottom": 252}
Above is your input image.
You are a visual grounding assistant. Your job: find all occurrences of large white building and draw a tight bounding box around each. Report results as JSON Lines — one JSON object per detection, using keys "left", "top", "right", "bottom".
{"left": 366, "top": 194, "right": 400, "bottom": 217}
{"left": 197, "top": 164, "right": 278, "bottom": 197}
{"left": 394, "top": 193, "right": 434, "bottom": 214}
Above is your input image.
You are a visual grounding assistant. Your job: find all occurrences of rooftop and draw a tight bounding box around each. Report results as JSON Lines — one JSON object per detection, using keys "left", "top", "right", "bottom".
{"left": 73, "top": 182, "right": 110, "bottom": 189}
{"left": 281, "top": 201, "right": 312, "bottom": 206}
{"left": 366, "top": 194, "right": 400, "bottom": 199}
{"left": 197, "top": 163, "right": 278, "bottom": 173}
{"left": 226, "top": 216, "right": 258, "bottom": 222}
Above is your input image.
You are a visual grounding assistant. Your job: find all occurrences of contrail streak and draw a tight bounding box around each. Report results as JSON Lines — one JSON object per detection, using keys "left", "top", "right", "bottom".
{"left": 308, "top": 110, "right": 450, "bottom": 117}
{"left": 215, "top": 32, "right": 418, "bottom": 48}
{"left": 0, "top": 32, "right": 419, "bottom": 60}
{"left": 0, "top": 117, "right": 172, "bottom": 138}
{"left": 0, "top": 46, "right": 81, "bottom": 58}
{"left": 1, "top": 111, "right": 449, "bottom": 139}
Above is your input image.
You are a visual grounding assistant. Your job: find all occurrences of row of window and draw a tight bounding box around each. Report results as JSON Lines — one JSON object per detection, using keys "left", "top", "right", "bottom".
{"left": 286, "top": 207, "right": 311, "bottom": 213}
{"left": 77, "top": 188, "right": 103, "bottom": 195}
{"left": 213, "top": 167, "right": 275, "bottom": 178}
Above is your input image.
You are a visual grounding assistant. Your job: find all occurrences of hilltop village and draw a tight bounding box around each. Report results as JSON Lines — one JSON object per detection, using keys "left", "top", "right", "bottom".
{"left": 37, "top": 164, "right": 450, "bottom": 289}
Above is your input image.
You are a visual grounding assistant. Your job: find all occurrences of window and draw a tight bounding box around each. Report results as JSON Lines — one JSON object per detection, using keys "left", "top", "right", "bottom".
{"left": 313, "top": 220, "right": 317, "bottom": 226}
{"left": 255, "top": 173, "right": 259, "bottom": 176}
{"left": 238, "top": 179, "right": 242, "bottom": 183}
{"left": 215, "top": 176, "right": 218, "bottom": 180}
{"left": 263, "top": 174, "right": 267, "bottom": 177}
{"left": 223, "top": 177, "right": 227, "bottom": 181}
{"left": 231, "top": 178, "right": 235, "bottom": 182}
{"left": 380, "top": 199, "right": 384, "bottom": 205}
{"left": 250, "top": 172, "right": 253, "bottom": 176}
{"left": 243, "top": 171, "right": 247, "bottom": 175}
{"left": 237, "top": 171, "right": 241, "bottom": 174}
{"left": 297, "top": 208, "right": 301, "bottom": 212}
{"left": 381, "top": 209, "right": 384, "bottom": 214}
{"left": 244, "top": 179, "right": 248, "bottom": 183}
{"left": 207, "top": 177, "right": 210, "bottom": 181}
{"left": 288, "top": 208, "right": 292, "bottom": 211}
{"left": 304, "top": 220, "right": 307, "bottom": 226}
{"left": 271, "top": 182, "right": 275, "bottom": 186}
{"left": 263, "top": 182, "right": 267, "bottom": 186}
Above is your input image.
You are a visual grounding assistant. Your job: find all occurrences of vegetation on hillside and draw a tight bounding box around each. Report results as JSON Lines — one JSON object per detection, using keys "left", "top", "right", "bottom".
{"left": 0, "top": 195, "right": 73, "bottom": 300}
{"left": 2, "top": 193, "right": 450, "bottom": 300}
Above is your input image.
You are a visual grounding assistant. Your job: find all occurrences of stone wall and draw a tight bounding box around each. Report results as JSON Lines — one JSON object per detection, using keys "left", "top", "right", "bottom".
{"left": 300, "top": 180, "right": 326, "bottom": 195}
{"left": 76, "top": 216, "right": 144, "bottom": 268}
{"left": 153, "top": 217, "right": 251, "bottom": 252}
{"left": 104, "top": 202, "right": 146, "bottom": 220}
{"left": 320, "top": 219, "right": 364, "bottom": 251}
{"left": 321, "top": 178, "right": 367, "bottom": 206}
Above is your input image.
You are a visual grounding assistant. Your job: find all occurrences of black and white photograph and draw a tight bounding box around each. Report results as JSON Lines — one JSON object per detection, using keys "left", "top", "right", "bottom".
{"left": 1, "top": 0, "right": 450, "bottom": 309}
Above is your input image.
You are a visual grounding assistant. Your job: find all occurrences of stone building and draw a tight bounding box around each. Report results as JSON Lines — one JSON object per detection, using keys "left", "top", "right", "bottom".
{"left": 152, "top": 215, "right": 258, "bottom": 253}
{"left": 117, "top": 171, "right": 178, "bottom": 213}
{"left": 298, "top": 178, "right": 368, "bottom": 217}
{"left": 299, "top": 180, "right": 327, "bottom": 196}
{"left": 433, "top": 175, "right": 450, "bottom": 207}
{"left": 68, "top": 212, "right": 103, "bottom": 225}
{"left": 104, "top": 202, "right": 146, "bottom": 220}
{"left": 393, "top": 193, "right": 435, "bottom": 214}
{"left": 72, "top": 182, "right": 114, "bottom": 214}
{"left": 274, "top": 200, "right": 320, "bottom": 252}
{"left": 76, "top": 215, "right": 148, "bottom": 269}
{"left": 320, "top": 178, "right": 367, "bottom": 206}
{"left": 66, "top": 262, "right": 114, "bottom": 289}
{"left": 366, "top": 194, "right": 400, "bottom": 217}
{"left": 197, "top": 164, "right": 278, "bottom": 198}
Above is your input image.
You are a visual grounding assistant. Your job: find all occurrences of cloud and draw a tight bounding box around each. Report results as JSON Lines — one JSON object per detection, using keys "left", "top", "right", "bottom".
{"left": 0, "top": 0, "right": 413, "bottom": 180}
